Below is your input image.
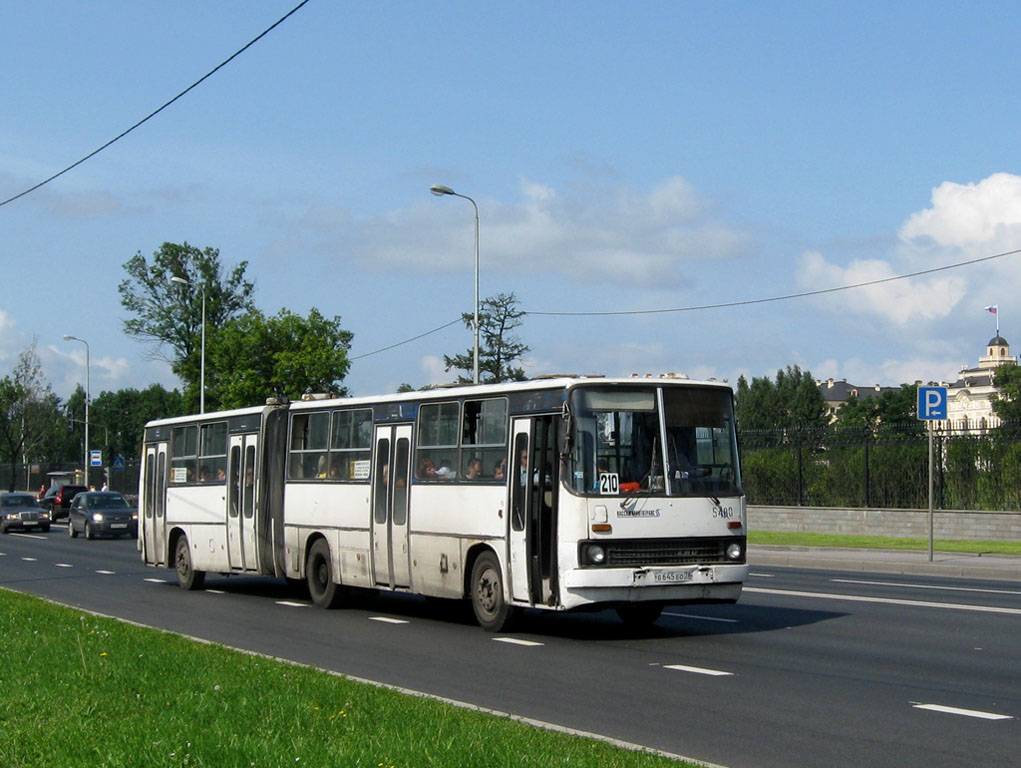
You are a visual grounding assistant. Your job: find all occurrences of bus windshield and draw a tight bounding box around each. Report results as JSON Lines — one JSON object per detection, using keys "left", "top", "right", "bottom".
{"left": 566, "top": 385, "right": 742, "bottom": 498}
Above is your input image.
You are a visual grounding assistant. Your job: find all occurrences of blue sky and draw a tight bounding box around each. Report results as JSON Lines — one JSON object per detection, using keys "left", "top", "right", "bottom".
{"left": 3, "top": 1, "right": 1020, "bottom": 402}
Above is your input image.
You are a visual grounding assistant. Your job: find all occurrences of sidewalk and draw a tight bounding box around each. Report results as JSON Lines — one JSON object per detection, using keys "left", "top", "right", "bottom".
{"left": 749, "top": 545, "right": 1021, "bottom": 583}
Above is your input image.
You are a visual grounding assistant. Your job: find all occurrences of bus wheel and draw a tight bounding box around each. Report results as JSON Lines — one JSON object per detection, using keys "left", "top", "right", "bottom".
{"left": 616, "top": 603, "right": 663, "bottom": 626}
{"left": 175, "top": 536, "right": 206, "bottom": 591}
{"left": 470, "top": 552, "right": 516, "bottom": 632}
{"left": 306, "top": 539, "right": 342, "bottom": 609}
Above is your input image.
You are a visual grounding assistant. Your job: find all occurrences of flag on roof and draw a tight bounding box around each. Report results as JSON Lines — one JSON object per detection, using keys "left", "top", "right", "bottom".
{"left": 985, "top": 305, "right": 998, "bottom": 314}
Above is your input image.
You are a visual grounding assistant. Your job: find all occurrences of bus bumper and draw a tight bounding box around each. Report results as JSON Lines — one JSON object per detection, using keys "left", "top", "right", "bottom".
{"left": 560, "top": 563, "right": 749, "bottom": 609}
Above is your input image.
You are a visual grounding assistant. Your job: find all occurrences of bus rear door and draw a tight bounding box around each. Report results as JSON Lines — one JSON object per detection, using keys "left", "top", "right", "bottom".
{"left": 227, "top": 433, "right": 259, "bottom": 571}
{"left": 371, "top": 424, "right": 412, "bottom": 589}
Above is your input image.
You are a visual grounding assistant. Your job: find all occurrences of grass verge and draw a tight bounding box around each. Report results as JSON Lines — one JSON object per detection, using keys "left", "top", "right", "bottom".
{"left": 749, "top": 529, "right": 1021, "bottom": 556}
{"left": 0, "top": 588, "right": 693, "bottom": 768}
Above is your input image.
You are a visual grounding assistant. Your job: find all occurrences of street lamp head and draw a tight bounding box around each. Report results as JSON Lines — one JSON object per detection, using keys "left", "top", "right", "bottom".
{"left": 170, "top": 276, "right": 190, "bottom": 286}
{"left": 62, "top": 334, "right": 75, "bottom": 341}
{"left": 430, "top": 184, "right": 456, "bottom": 197}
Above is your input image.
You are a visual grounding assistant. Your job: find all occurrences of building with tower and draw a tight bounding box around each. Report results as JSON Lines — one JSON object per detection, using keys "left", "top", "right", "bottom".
{"left": 945, "top": 333, "right": 1016, "bottom": 433}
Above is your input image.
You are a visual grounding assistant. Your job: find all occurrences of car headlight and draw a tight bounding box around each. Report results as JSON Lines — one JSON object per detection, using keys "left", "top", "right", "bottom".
{"left": 91, "top": 513, "right": 104, "bottom": 522}
{"left": 726, "top": 542, "right": 743, "bottom": 560}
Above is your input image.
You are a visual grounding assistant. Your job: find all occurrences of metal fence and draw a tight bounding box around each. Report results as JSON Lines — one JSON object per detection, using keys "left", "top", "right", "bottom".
{"left": 739, "top": 422, "right": 1021, "bottom": 511}
{"left": 2, "top": 461, "right": 142, "bottom": 497}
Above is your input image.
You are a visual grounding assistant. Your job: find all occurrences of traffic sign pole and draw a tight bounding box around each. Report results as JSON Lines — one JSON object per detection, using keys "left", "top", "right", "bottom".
{"left": 917, "top": 386, "right": 947, "bottom": 563}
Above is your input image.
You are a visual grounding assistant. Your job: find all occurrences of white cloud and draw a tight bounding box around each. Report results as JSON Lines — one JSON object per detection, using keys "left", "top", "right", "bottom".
{"left": 900, "top": 172, "right": 1021, "bottom": 251}
{"left": 795, "top": 172, "right": 1021, "bottom": 327}
{"left": 289, "top": 176, "right": 751, "bottom": 286}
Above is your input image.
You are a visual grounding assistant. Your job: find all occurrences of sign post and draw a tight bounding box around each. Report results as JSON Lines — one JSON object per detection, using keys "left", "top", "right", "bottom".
{"left": 916, "top": 387, "right": 948, "bottom": 562}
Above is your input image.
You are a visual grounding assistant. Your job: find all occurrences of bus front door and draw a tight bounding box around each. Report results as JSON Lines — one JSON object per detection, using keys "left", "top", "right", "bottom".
{"left": 142, "top": 442, "right": 168, "bottom": 565}
{"left": 227, "top": 433, "right": 259, "bottom": 571}
{"left": 508, "top": 417, "right": 558, "bottom": 607}
{"left": 371, "top": 425, "right": 412, "bottom": 589}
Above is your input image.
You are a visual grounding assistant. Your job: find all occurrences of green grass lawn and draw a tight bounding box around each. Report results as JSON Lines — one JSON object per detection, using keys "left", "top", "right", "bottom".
{"left": 749, "top": 530, "right": 1021, "bottom": 556}
{"left": 0, "top": 589, "right": 692, "bottom": 768}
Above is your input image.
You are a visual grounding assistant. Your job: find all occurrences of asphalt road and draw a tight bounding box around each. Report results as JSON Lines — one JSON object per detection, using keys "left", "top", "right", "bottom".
{"left": 2, "top": 527, "right": 1018, "bottom": 768}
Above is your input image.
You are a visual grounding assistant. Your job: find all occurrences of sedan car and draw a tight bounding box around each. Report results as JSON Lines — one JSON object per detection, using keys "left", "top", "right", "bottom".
{"left": 68, "top": 492, "right": 138, "bottom": 539}
{"left": 0, "top": 492, "right": 51, "bottom": 533}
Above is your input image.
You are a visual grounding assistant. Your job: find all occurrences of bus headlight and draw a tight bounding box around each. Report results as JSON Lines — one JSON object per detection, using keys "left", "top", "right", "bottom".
{"left": 726, "top": 542, "right": 743, "bottom": 560}
{"left": 582, "top": 544, "right": 606, "bottom": 566}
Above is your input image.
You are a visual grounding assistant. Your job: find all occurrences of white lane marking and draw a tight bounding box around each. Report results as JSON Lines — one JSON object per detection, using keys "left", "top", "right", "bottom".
{"left": 665, "top": 664, "right": 734, "bottom": 677}
{"left": 369, "top": 616, "right": 409, "bottom": 624}
{"left": 55, "top": 563, "right": 73, "bottom": 568}
{"left": 205, "top": 589, "right": 226, "bottom": 594}
{"left": 96, "top": 570, "right": 115, "bottom": 575}
{"left": 832, "top": 578, "right": 1021, "bottom": 597}
{"left": 493, "top": 637, "right": 544, "bottom": 647}
{"left": 11, "top": 533, "right": 48, "bottom": 540}
{"left": 749, "top": 572, "right": 774, "bottom": 577}
{"left": 664, "top": 612, "right": 739, "bottom": 624}
{"left": 22, "top": 557, "right": 38, "bottom": 562}
{"left": 276, "top": 601, "right": 309, "bottom": 608}
{"left": 912, "top": 703, "right": 1013, "bottom": 720}
{"left": 143, "top": 578, "right": 169, "bottom": 584}
{"left": 744, "top": 587, "right": 1021, "bottom": 616}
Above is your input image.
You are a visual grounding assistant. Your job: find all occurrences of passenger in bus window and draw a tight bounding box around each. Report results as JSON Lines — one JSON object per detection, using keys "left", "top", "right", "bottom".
{"left": 493, "top": 458, "right": 506, "bottom": 481}
{"left": 435, "top": 460, "right": 456, "bottom": 480}
{"left": 216, "top": 467, "right": 225, "bottom": 482}
{"left": 464, "top": 457, "right": 483, "bottom": 480}
{"left": 316, "top": 455, "right": 328, "bottom": 479}
{"left": 417, "top": 457, "right": 438, "bottom": 480}
{"left": 199, "top": 465, "right": 211, "bottom": 483}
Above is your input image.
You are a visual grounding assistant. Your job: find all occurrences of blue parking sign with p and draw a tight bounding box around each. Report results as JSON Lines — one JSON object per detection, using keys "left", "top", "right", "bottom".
{"left": 916, "top": 386, "right": 948, "bottom": 420}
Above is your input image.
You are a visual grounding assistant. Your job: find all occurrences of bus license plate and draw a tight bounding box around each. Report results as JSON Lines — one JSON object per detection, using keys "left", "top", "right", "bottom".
{"left": 651, "top": 569, "right": 694, "bottom": 584}
{"left": 111, "top": 523, "right": 127, "bottom": 529}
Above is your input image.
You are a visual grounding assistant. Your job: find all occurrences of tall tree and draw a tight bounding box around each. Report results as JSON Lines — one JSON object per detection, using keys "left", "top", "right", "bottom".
{"left": 119, "top": 242, "right": 256, "bottom": 409}
{"left": 444, "top": 292, "right": 530, "bottom": 384}
{"left": 0, "top": 341, "right": 58, "bottom": 490}
{"left": 208, "top": 308, "right": 353, "bottom": 409}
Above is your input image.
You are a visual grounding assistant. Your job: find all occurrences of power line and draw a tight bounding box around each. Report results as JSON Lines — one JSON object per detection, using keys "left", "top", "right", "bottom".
{"left": 350, "top": 317, "right": 463, "bottom": 361}
{"left": 525, "top": 248, "right": 1021, "bottom": 317}
{"left": 1, "top": 0, "right": 311, "bottom": 208}
{"left": 351, "top": 247, "right": 1021, "bottom": 361}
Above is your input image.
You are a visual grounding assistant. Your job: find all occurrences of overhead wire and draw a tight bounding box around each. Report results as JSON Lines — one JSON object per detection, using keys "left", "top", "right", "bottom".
{"left": 349, "top": 247, "right": 1021, "bottom": 359}
{"left": 0, "top": 0, "right": 311, "bottom": 208}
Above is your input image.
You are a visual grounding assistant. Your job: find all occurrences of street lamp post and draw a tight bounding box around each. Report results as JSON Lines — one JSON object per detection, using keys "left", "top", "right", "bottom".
{"left": 170, "top": 276, "right": 206, "bottom": 413}
{"left": 430, "top": 184, "right": 480, "bottom": 385}
{"left": 63, "top": 335, "right": 89, "bottom": 487}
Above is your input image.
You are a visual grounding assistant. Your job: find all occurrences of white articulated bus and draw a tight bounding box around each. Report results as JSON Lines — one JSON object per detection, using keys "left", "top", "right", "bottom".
{"left": 138, "top": 375, "right": 748, "bottom": 630}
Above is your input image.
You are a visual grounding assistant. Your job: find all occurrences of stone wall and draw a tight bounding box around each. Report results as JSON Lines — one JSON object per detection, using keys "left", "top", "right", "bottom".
{"left": 749, "top": 505, "right": 1021, "bottom": 541}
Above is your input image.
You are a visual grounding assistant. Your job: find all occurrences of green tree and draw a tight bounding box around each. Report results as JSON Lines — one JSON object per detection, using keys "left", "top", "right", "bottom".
{"left": 208, "top": 308, "right": 353, "bottom": 409}
{"left": 0, "top": 342, "right": 58, "bottom": 490}
{"left": 991, "top": 362, "right": 1021, "bottom": 424}
{"left": 735, "top": 365, "right": 827, "bottom": 432}
{"left": 444, "top": 292, "right": 530, "bottom": 384}
{"left": 119, "top": 242, "right": 256, "bottom": 410}
{"left": 89, "top": 384, "right": 185, "bottom": 463}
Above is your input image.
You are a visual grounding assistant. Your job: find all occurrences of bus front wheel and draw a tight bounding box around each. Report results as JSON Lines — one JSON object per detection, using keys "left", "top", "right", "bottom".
{"left": 470, "top": 552, "right": 516, "bottom": 632}
{"left": 307, "top": 539, "right": 342, "bottom": 609}
{"left": 175, "top": 535, "right": 205, "bottom": 591}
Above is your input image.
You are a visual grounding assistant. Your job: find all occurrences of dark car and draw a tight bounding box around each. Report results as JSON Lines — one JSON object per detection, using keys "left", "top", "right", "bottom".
{"left": 68, "top": 492, "right": 138, "bottom": 539}
{"left": 1, "top": 492, "right": 52, "bottom": 533}
{"left": 40, "top": 484, "right": 87, "bottom": 521}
